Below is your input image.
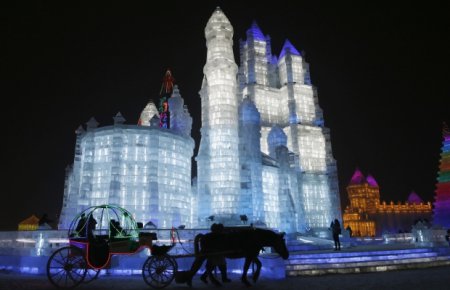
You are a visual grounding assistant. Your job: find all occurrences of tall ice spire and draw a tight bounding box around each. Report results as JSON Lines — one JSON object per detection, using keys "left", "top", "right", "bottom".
{"left": 197, "top": 7, "right": 241, "bottom": 222}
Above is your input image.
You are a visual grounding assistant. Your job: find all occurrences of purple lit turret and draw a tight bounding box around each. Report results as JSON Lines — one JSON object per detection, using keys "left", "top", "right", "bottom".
{"left": 407, "top": 191, "right": 423, "bottom": 204}
{"left": 366, "top": 174, "right": 379, "bottom": 187}
{"left": 349, "top": 168, "right": 365, "bottom": 185}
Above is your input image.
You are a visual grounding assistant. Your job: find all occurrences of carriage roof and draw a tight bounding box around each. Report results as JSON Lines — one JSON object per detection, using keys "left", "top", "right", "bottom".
{"left": 68, "top": 204, "right": 139, "bottom": 240}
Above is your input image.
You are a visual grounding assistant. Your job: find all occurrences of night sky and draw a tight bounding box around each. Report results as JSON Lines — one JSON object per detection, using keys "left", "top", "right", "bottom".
{"left": 3, "top": 1, "right": 449, "bottom": 230}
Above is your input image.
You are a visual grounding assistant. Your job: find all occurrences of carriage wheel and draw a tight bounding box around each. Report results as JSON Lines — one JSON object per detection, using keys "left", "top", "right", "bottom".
{"left": 142, "top": 254, "right": 177, "bottom": 289}
{"left": 84, "top": 268, "right": 101, "bottom": 283}
{"left": 47, "top": 246, "right": 87, "bottom": 288}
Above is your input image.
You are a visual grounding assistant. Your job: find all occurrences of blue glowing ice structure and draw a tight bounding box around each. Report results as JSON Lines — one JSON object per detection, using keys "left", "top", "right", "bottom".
{"left": 60, "top": 7, "right": 341, "bottom": 234}
{"left": 195, "top": 8, "right": 341, "bottom": 231}
{"left": 238, "top": 12, "right": 340, "bottom": 230}
{"left": 239, "top": 98, "right": 263, "bottom": 222}
{"left": 196, "top": 7, "right": 242, "bottom": 224}
{"left": 59, "top": 101, "right": 194, "bottom": 230}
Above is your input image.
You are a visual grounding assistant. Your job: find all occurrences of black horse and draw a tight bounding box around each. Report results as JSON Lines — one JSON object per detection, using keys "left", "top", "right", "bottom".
{"left": 187, "top": 227, "right": 289, "bottom": 287}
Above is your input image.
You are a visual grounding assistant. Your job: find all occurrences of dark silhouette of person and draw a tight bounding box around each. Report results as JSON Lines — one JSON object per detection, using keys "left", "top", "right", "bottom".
{"left": 75, "top": 213, "right": 88, "bottom": 237}
{"left": 200, "top": 223, "right": 231, "bottom": 284}
{"left": 110, "top": 219, "right": 123, "bottom": 238}
{"left": 330, "top": 219, "right": 341, "bottom": 250}
{"left": 87, "top": 215, "right": 97, "bottom": 240}
{"left": 346, "top": 225, "right": 353, "bottom": 237}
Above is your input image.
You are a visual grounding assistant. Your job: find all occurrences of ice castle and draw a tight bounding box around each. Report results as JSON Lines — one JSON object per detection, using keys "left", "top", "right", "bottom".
{"left": 59, "top": 8, "right": 341, "bottom": 234}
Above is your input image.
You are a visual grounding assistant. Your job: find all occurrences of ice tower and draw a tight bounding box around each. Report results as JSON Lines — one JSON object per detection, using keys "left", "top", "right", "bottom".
{"left": 196, "top": 8, "right": 242, "bottom": 224}
{"left": 196, "top": 8, "right": 341, "bottom": 232}
{"left": 238, "top": 21, "right": 341, "bottom": 229}
{"left": 433, "top": 122, "right": 450, "bottom": 228}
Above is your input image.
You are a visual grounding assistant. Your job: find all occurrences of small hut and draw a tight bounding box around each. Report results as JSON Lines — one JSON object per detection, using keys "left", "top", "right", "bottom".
{"left": 18, "top": 215, "right": 40, "bottom": 231}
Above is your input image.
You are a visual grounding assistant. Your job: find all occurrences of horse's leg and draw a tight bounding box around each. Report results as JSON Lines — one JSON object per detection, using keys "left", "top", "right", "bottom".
{"left": 207, "top": 264, "right": 222, "bottom": 287}
{"left": 241, "top": 257, "right": 252, "bottom": 287}
{"left": 187, "top": 256, "right": 206, "bottom": 287}
{"left": 219, "top": 263, "right": 231, "bottom": 283}
{"left": 252, "top": 257, "right": 262, "bottom": 283}
{"left": 200, "top": 260, "right": 209, "bottom": 284}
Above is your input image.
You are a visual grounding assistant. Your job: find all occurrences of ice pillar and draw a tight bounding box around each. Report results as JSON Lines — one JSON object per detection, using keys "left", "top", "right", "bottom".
{"left": 197, "top": 8, "right": 241, "bottom": 222}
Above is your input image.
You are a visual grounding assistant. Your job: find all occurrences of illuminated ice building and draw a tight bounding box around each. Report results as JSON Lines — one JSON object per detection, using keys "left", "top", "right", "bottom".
{"left": 59, "top": 8, "right": 341, "bottom": 234}
{"left": 59, "top": 71, "right": 195, "bottom": 230}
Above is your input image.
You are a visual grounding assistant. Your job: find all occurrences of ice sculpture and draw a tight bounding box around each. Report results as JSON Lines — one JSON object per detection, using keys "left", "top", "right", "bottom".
{"left": 60, "top": 7, "right": 342, "bottom": 234}
{"left": 433, "top": 122, "right": 450, "bottom": 228}
{"left": 237, "top": 13, "right": 341, "bottom": 229}
{"left": 138, "top": 100, "right": 159, "bottom": 126}
{"left": 194, "top": 8, "right": 341, "bottom": 231}
{"left": 169, "top": 85, "right": 192, "bottom": 137}
{"left": 196, "top": 7, "right": 242, "bottom": 223}
{"left": 59, "top": 79, "right": 194, "bottom": 230}
{"left": 239, "top": 98, "right": 263, "bottom": 222}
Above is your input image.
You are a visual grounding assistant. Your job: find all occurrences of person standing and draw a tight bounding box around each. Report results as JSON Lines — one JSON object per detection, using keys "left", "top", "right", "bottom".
{"left": 330, "top": 219, "right": 341, "bottom": 250}
{"left": 346, "top": 225, "right": 353, "bottom": 238}
{"left": 87, "top": 214, "right": 97, "bottom": 240}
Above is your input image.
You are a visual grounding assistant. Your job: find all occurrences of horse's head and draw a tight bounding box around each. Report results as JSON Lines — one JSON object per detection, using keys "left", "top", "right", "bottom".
{"left": 273, "top": 232, "right": 289, "bottom": 259}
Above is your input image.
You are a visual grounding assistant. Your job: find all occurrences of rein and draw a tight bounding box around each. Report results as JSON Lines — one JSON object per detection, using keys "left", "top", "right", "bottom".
{"left": 173, "top": 229, "right": 194, "bottom": 255}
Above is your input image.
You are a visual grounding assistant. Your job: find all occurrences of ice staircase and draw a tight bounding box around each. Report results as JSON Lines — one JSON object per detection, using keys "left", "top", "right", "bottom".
{"left": 286, "top": 245, "right": 450, "bottom": 276}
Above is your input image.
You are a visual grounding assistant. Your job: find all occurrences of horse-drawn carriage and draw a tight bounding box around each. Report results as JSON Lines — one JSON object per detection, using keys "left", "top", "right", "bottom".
{"left": 46, "top": 205, "right": 176, "bottom": 289}
{"left": 47, "top": 205, "right": 289, "bottom": 289}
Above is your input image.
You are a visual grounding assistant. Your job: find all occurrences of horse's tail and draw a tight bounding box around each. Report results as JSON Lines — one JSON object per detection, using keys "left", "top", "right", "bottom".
{"left": 194, "top": 233, "right": 204, "bottom": 254}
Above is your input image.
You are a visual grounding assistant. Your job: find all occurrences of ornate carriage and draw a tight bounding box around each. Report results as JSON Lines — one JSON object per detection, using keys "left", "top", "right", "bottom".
{"left": 46, "top": 205, "right": 176, "bottom": 289}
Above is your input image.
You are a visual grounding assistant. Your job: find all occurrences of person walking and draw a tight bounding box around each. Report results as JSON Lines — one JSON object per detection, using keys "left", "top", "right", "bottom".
{"left": 200, "top": 223, "right": 231, "bottom": 284}
{"left": 330, "top": 219, "right": 341, "bottom": 250}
